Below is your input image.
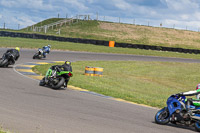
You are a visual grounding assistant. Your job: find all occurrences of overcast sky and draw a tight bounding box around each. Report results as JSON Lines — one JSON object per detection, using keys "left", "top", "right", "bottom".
{"left": 1, "top": 0, "right": 200, "bottom": 31}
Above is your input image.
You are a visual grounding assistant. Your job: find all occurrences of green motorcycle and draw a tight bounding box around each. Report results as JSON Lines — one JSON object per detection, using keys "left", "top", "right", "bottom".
{"left": 39, "top": 66, "right": 73, "bottom": 89}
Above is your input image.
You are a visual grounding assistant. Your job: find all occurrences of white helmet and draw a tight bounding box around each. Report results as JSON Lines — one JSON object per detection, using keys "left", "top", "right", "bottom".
{"left": 47, "top": 44, "right": 51, "bottom": 48}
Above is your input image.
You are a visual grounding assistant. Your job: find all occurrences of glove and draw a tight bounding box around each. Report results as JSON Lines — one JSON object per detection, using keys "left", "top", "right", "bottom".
{"left": 176, "top": 92, "right": 183, "bottom": 97}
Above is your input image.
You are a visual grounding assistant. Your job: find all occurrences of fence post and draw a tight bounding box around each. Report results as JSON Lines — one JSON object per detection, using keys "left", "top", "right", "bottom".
{"left": 96, "top": 12, "right": 98, "bottom": 21}
{"left": 44, "top": 26, "right": 47, "bottom": 34}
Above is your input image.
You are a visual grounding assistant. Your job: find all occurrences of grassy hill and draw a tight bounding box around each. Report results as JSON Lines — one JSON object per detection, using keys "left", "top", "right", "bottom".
{"left": 20, "top": 18, "right": 200, "bottom": 50}
{"left": 30, "top": 18, "right": 64, "bottom": 27}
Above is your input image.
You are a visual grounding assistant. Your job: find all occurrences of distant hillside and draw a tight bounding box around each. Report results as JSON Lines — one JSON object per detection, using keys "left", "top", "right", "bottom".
{"left": 26, "top": 18, "right": 65, "bottom": 28}
{"left": 21, "top": 18, "right": 200, "bottom": 49}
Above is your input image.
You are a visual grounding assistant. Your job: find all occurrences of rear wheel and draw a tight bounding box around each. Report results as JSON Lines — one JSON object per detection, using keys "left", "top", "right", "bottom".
{"left": 51, "top": 77, "right": 65, "bottom": 89}
{"left": 155, "top": 107, "right": 170, "bottom": 125}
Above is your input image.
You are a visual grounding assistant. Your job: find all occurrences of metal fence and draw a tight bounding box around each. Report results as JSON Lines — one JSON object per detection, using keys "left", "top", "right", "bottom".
{"left": 26, "top": 15, "right": 90, "bottom": 34}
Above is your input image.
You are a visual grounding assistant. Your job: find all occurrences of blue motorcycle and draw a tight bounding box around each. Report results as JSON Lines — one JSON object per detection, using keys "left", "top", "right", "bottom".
{"left": 155, "top": 94, "right": 200, "bottom": 131}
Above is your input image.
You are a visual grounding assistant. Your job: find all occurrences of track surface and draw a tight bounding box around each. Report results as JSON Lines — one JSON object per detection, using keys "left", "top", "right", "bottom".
{"left": 0, "top": 48, "right": 199, "bottom": 133}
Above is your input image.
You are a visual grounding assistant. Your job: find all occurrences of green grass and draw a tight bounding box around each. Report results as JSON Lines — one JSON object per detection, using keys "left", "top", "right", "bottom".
{"left": 0, "top": 129, "right": 7, "bottom": 133}
{"left": 33, "top": 61, "right": 200, "bottom": 108}
{"left": 1, "top": 37, "right": 200, "bottom": 60}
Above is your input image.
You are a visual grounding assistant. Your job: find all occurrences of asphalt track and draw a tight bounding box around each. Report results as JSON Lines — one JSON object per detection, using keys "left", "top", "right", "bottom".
{"left": 0, "top": 48, "right": 200, "bottom": 133}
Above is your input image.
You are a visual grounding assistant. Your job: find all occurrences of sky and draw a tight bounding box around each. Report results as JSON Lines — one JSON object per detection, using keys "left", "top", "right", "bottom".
{"left": 1, "top": 0, "right": 200, "bottom": 31}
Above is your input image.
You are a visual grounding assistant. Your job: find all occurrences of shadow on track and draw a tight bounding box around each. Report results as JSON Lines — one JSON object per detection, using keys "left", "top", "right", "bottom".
{"left": 152, "top": 121, "right": 197, "bottom": 132}
{"left": 38, "top": 85, "right": 67, "bottom": 91}
{"left": 0, "top": 66, "right": 13, "bottom": 69}
{"left": 32, "top": 58, "right": 47, "bottom": 61}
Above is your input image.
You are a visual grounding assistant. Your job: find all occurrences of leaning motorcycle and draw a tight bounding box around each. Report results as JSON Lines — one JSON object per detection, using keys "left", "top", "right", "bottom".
{"left": 155, "top": 94, "right": 200, "bottom": 131}
{"left": 0, "top": 52, "right": 15, "bottom": 67}
{"left": 33, "top": 48, "right": 44, "bottom": 59}
{"left": 39, "top": 66, "right": 73, "bottom": 89}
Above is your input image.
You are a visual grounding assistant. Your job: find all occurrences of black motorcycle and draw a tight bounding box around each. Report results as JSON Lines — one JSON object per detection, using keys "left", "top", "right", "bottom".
{"left": 0, "top": 52, "right": 15, "bottom": 67}
{"left": 39, "top": 66, "right": 73, "bottom": 89}
{"left": 33, "top": 48, "right": 44, "bottom": 59}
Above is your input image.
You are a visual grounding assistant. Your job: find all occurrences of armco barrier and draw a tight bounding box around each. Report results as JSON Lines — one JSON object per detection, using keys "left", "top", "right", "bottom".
{"left": 0, "top": 31, "right": 200, "bottom": 54}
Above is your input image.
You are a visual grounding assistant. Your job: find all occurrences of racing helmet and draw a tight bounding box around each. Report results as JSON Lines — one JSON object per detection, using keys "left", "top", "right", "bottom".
{"left": 65, "top": 61, "right": 71, "bottom": 65}
{"left": 196, "top": 84, "right": 200, "bottom": 90}
{"left": 47, "top": 44, "right": 51, "bottom": 48}
{"left": 15, "top": 47, "right": 20, "bottom": 52}
{"left": 196, "top": 84, "right": 200, "bottom": 99}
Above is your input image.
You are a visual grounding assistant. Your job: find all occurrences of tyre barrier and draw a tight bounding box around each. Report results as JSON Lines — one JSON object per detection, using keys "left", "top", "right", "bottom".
{"left": 85, "top": 66, "right": 95, "bottom": 76}
{"left": 85, "top": 66, "right": 103, "bottom": 77}
{"left": 1, "top": 31, "right": 200, "bottom": 54}
{"left": 94, "top": 67, "right": 103, "bottom": 77}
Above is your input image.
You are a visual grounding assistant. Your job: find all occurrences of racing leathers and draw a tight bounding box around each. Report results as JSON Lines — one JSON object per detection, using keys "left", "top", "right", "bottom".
{"left": 42, "top": 46, "right": 50, "bottom": 58}
{"left": 5, "top": 49, "right": 20, "bottom": 65}
{"left": 178, "top": 89, "right": 200, "bottom": 110}
{"left": 51, "top": 63, "right": 72, "bottom": 73}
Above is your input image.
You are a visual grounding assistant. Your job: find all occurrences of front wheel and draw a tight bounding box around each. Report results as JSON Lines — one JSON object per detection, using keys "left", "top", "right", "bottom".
{"left": 155, "top": 107, "right": 170, "bottom": 125}
{"left": 51, "top": 77, "right": 65, "bottom": 89}
{"left": 39, "top": 78, "right": 46, "bottom": 86}
{"left": 195, "top": 121, "right": 200, "bottom": 132}
{"left": 33, "top": 54, "right": 37, "bottom": 59}
{"left": 0, "top": 59, "right": 8, "bottom": 67}
{"left": 33, "top": 53, "right": 41, "bottom": 59}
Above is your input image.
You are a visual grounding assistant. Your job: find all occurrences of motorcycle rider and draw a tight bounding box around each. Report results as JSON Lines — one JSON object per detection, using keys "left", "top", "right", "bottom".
{"left": 4, "top": 47, "right": 20, "bottom": 65}
{"left": 50, "top": 60, "right": 72, "bottom": 75}
{"left": 44, "top": 61, "right": 72, "bottom": 88}
{"left": 42, "top": 44, "right": 51, "bottom": 58}
{"left": 177, "top": 83, "right": 200, "bottom": 110}
{"left": 178, "top": 84, "right": 200, "bottom": 98}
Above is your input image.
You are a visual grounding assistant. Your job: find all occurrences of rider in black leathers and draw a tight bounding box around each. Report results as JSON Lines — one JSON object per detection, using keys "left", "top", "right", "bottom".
{"left": 51, "top": 61, "right": 72, "bottom": 72}
{"left": 48, "top": 61, "right": 72, "bottom": 87}
{"left": 4, "top": 47, "right": 20, "bottom": 65}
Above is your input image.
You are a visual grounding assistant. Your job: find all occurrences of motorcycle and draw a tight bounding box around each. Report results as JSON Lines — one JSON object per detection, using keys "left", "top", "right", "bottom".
{"left": 155, "top": 94, "right": 200, "bottom": 131}
{"left": 0, "top": 52, "right": 15, "bottom": 67}
{"left": 39, "top": 66, "right": 73, "bottom": 89}
{"left": 33, "top": 48, "right": 44, "bottom": 59}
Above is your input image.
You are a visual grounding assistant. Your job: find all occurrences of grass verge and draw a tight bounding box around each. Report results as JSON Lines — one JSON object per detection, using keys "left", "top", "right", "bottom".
{"left": 1, "top": 37, "right": 200, "bottom": 59}
{"left": 32, "top": 61, "right": 199, "bottom": 108}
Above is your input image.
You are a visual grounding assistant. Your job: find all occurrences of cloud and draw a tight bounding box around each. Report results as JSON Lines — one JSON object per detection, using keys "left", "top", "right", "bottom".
{"left": 62, "top": 0, "right": 89, "bottom": 11}
{"left": 164, "top": 0, "right": 199, "bottom": 11}
{"left": 1, "top": 0, "right": 200, "bottom": 31}
{"left": 112, "top": 0, "right": 132, "bottom": 10}
{"left": 0, "top": 9, "right": 41, "bottom": 29}
{"left": 0, "top": 0, "right": 16, "bottom": 8}
{"left": 0, "top": 0, "right": 54, "bottom": 11}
